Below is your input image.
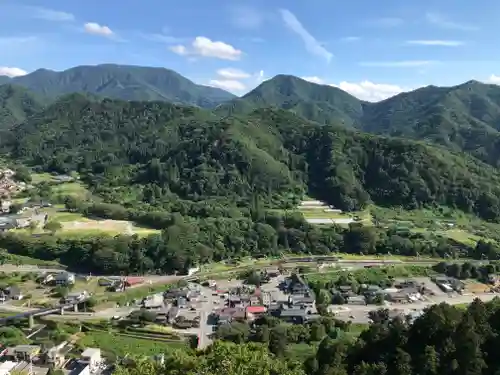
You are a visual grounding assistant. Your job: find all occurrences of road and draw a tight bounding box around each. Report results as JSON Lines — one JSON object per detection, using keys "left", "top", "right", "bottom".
{"left": 332, "top": 293, "right": 500, "bottom": 323}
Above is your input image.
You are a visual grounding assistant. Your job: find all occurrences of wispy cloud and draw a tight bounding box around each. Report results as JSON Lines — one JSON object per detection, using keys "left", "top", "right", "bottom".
{"left": 279, "top": 9, "right": 332, "bottom": 63}
{"left": 425, "top": 12, "right": 477, "bottom": 31}
{"left": 406, "top": 40, "right": 464, "bottom": 47}
{"left": 366, "top": 17, "right": 403, "bottom": 28}
{"left": 26, "top": 6, "right": 74, "bottom": 22}
{"left": 359, "top": 60, "right": 438, "bottom": 68}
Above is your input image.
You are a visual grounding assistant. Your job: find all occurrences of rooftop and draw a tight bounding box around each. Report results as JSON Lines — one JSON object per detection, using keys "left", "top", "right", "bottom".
{"left": 81, "top": 348, "right": 101, "bottom": 358}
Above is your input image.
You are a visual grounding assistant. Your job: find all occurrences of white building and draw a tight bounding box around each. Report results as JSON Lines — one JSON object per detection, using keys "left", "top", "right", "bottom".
{"left": 55, "top": 272, "right": 75, "bottom": 286}
{"left": 80, "top": 348, "right": 101, "bottom": 373}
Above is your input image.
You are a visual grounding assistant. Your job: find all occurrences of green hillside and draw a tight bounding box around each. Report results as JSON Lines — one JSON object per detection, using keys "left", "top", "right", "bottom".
{"left": 5, "top": 96, "right": 500, "bottom": 222}
{"left": 220, "top": 75, "right": 500, "bottom": 167}
{"left": 216, "top": 74, "right": 364, "bottom": 127}
{"left": 0, "top": 84, "right": 47, "bottom": 129}
{"left": 1, "top": 64, "right": 236, "bottom": 108}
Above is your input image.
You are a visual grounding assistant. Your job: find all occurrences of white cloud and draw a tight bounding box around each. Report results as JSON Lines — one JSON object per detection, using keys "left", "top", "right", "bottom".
{"left": 170, "top": 37, "right": 243, "bottom": 61}
{"left": 301, "top": 76, "right": 325, "bottom": 84}
{"left": 425, "top": 12, "right": 477, "bottom": 31}
{"left": 299, "top": 76, "right": 407, "bottom": 102}
{"left": 487, "top": 75, "right": 500, "bottom": 84}
{"left": 406, "top": 40, "right": 464, "bottom": 46}
{"left": 229, "top": 5, "right": 264, "bottom": 30}
{"left": 170, "top": 45, "right": 188, "bottom": 56}
{"left": 209, "top": 79, "right": 247, "bottom": 92}
{"left": 28, "top": 6, "right": 74, "bottom": 22}
{"left": 332, "top": 81, "right": 407, "bottom": 102}
{"left": 359, "top": 60, "right": 437, "bottom": 68}
{"left": 279, "top": 9, "right": 333, "bottom": 63}
{"left": 0, "top": 67, "right": 28, "bottom": 77}
{"left": 84, "top": 22, "right": 114, "bottom": 37}
{"left": 217, "top": 68, "right": 251, "bottom": 80}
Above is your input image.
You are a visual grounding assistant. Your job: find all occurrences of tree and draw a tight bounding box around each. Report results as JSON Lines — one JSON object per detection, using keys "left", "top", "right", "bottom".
{"left": 27, "top": 221, "right": 38, "bottom": 234}
{"left": 44, "top": 220, "right": 62, "bottom": 235}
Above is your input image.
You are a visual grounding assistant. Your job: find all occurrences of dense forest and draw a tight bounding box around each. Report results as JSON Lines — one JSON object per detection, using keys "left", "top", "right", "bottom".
{"left": 219, "top": 75, "right": 500, "bottom": 168}
{"left": 114, "top": 298, "right": 500, "bottom": 375}
{"left": 6, "top": 97, "right": 500, "bottom": 221}
{"left": 1, "top": 204, "right": 497, "bottom": 274}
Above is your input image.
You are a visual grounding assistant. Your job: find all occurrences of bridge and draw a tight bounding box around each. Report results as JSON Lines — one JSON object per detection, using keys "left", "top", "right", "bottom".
{"left": 0, "top": 297, "right": 91, "bottom": 328}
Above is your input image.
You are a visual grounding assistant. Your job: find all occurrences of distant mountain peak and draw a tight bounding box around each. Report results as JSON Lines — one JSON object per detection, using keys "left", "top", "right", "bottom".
{"left": 2, "top": 64, "right": 236, "bottom": 108}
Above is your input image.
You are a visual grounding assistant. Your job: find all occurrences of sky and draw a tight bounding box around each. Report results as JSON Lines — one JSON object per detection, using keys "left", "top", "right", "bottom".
{"left": 1, "top": 0, "right": 500, "bottom": 101}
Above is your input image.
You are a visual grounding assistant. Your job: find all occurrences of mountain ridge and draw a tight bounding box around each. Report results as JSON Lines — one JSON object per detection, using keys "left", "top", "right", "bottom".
{"left": 0, "top": 64, "right": 236, "bottom": 108}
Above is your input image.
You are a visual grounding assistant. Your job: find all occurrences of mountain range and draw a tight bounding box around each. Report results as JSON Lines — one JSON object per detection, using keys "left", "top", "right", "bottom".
{"left": 3, "top": 64, "right": 500, "bottom": 167}
{"left": 0, "top": 64, "right": 236, "bottom": 109}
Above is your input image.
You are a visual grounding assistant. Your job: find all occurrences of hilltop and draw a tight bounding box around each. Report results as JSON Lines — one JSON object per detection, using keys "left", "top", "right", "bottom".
{"left": 0, "top": 64, "right": 236, "bottom": 108}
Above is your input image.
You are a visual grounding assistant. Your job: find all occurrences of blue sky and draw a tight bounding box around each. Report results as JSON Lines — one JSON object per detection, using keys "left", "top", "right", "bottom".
{"left": 0, "top": 0, "right": 499, "bottom": 101}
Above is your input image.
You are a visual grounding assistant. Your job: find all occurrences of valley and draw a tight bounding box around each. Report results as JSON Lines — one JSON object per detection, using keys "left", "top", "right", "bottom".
{"left": 2, "top": 64, "right": 500, "bottom": 375}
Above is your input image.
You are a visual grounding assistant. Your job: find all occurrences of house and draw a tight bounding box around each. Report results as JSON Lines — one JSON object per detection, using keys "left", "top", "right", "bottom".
{"left": 338, "top": 285, "right": 353, "bottom": 295}
{"left": 79, "top": 348, "right": 101, "bottom": 372}
{"left": 265, "top": 268, "right": 280, "bottom": 278}
{"left": 279, "top": 308, "right": 307, "bottom": 324}
{"left": 64, "top": 291, "right": 87, "bottom": 304}
{"left": 347, "top": 295, "right": 366, "bottom": 305}
{"left": 289, "top": 295, "right": 315, "bottom": 306}
{"left": 387, "top": 292, "right": 409, "bottom": 303}
{"left": 37, "top": 273, "right": 54, "bottom": 285}
{"left": 5, "top": 345, "right": 41, "bottom": 361}
{"left": 261, "top": 292, "right": 271, "bottom": 306}
{"left": 6, "top": 286, "right": 23, "bottom": 300}
{"left": 363, "top": 285, "right": 382, "bottom": 294}
{"left": 0, "top": 200, "right": 11, "bottom": 213}
{"left": 55, "top": 272, "right": 75, "bottom": 286}
{"left": 245, "top": 305, "right": 267, "bottom": 319}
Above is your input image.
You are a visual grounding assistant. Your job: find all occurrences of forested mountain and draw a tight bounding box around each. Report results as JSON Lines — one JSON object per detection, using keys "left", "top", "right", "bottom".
{"left": 5, "top": 96, "right": 500, "bottom": 222}
{"left": 219, "top": 75, "right": 500, "bottom": 167}
{"left": 0, "top": 84, "right": 47, "bottom": 129}
{"left": 216, "top": 75, "right": 364, "bottom": 127}
{"left": 0, "top": 64, "right": 236, "bottom": 108}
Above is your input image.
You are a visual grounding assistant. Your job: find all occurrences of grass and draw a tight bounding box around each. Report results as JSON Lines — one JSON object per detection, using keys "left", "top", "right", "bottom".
{"left": 0, "top": 253, "right": 64, "bottom": 267}
{"left": 305, "top": 264, "right": 436, "bottom": 284}
{"left": 78, "top": 331, "right": 186, "bottom": 358}
{"left": 51, "top": 182, "right": 88, "bottom": 196}
{"left": 31, "top": 173, "right": 54, "bottom": 184}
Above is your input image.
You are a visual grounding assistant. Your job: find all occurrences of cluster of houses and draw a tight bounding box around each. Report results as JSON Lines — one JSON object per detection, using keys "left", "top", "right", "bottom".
{"left": 330, "top": 279, "right": 427, "bottom": 306}
{"left": 137, "top": 283, "right": 203, "bottom": 328}
{"left": 0, "top": 199, "right": 49, "bottom": 231}
{"left": 211, "top": 273, "right": 320, "bottom": 326}
{"left": 38, "top": 271, "right": 76, "bottom": 286}
{"left": 0, "top": 344, "right": 103, "bottom": 375}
